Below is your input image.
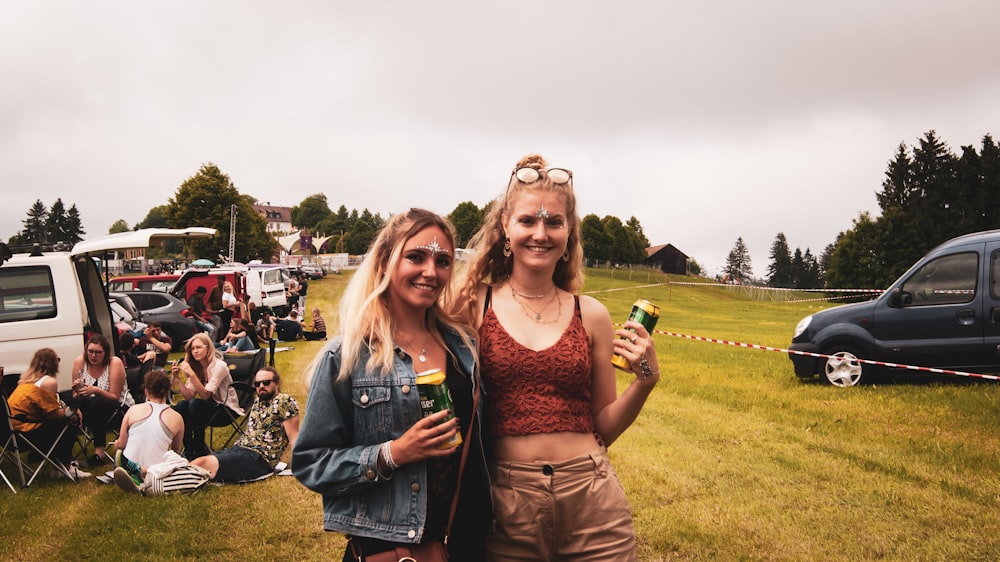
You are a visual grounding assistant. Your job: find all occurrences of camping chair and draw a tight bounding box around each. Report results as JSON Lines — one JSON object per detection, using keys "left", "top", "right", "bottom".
{"left": 205, "top": 350, "right": 265, "bottom": 451}
{"left": 1, "top": 390, "right": 80, "bottom": 490}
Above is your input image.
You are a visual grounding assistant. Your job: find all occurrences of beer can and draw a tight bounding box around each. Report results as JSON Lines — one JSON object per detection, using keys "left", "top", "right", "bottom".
{"left": 611, "top": 299, "right": 660, "bottom": 371}
{"left": 415, "top": 369, "right": 462, "bottom": 449}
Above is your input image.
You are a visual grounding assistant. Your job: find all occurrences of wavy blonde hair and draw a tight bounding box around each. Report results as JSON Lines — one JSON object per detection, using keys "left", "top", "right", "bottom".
{"left": 336, "top": 208, "right": 475, "bottom": 381}
{"left": 453, "top": 153, "right": 584, "bottom": 325}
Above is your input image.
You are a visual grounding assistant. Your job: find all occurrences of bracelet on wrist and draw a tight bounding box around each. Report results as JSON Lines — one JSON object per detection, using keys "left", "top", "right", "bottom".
{"left": 636, "top": 357, "right": 657, "bottom": 380}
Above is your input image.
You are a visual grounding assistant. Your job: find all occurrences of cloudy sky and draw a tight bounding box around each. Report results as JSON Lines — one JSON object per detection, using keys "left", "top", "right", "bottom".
{"left": 3, "top": 1, "right": 998, "bottom": 278}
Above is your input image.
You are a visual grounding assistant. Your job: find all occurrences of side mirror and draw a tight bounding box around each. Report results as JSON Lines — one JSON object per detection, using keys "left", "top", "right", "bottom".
{"left": 0, "top": 242, "right": 11, "bottom": 266}
{"left": 886, "top": 287, "right": 902, "bottom": 308}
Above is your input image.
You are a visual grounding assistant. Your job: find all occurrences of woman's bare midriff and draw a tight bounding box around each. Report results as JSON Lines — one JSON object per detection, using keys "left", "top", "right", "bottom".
{"left": 492, "top": 431, "right": 601, "bottom": 463}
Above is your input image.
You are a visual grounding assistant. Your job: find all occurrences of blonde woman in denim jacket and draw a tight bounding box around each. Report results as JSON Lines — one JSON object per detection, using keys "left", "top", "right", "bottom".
{"left": 293, "top": 209, "right": 492, "bottom": 561}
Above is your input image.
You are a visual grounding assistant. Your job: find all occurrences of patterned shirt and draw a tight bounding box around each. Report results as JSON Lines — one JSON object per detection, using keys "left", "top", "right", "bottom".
{"left": 235, "top": 392, "right": 299, "bottom": 467}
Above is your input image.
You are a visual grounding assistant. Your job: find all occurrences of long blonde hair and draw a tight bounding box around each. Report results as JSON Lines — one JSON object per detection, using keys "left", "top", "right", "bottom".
{"left": 336, "top": 208, "right": 475, "bottom": 381}
{"left": 454, "top": 153, "right": 585, "bottom": 325}
{"left": 184, "top": 332, "right": 220, "bottom": 384}
{"left": 19, "top": 348, "right": 60, "bottom": 385}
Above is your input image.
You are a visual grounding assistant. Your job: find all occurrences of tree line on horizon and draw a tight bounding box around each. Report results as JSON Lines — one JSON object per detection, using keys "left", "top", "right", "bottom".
{"left": 9, "top": 130, "right": 997, "bottom": 286}
{"left": 721, "top": 130, "right": 999, "bottom": 289}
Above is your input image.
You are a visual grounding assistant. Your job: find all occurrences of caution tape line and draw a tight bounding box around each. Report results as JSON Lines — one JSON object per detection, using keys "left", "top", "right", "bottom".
{"left": 666, "top": 281, "right": 884, "bottom": 294}
{"left": 630, "top": 325, "right": 1000, "bottom": 382}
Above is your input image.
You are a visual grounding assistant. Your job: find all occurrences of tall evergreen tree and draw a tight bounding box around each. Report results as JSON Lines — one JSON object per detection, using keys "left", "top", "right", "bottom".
{"left": 21, "top": 200, "right": 48, "bottom": 244}
{"left": 724, "top": 237, "right": 753, "bottom": 282}
{"left": 766, "top": 232, "right": 793, "bottom": 287}
{"left": 63, "top": 204, "right": 85, "bottom": 244}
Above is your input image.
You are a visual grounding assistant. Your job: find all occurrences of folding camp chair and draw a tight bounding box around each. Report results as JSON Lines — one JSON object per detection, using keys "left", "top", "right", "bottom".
{"left": 204, "top": 350, "right": 265, "bottom": 451}
{"left": 1, "top": 390, "right": 81, "bottom": 490}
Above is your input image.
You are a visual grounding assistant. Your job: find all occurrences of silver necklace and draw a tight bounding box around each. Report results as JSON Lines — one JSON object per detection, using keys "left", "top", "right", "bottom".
{"left": 511, "top": 285, "right": 561, "bottom": 324}
{"left": 509, "top": 281, "right": 555, "bottom": 300}
{"left": 395, "top": 331, "right": 430, "bottom": 363}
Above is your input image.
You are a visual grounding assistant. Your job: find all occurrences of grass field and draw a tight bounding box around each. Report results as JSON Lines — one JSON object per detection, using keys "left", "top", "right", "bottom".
{"left": 3, "top": 269, "right": 1000, "bottom": 561}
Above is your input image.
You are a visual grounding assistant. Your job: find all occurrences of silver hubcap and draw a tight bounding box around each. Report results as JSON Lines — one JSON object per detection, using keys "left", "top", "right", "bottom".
{"left": 825, "top": 352, "right": 863, "bottom": 387}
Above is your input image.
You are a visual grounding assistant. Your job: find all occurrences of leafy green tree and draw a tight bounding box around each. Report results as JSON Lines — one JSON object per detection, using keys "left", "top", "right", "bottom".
{"left": 291, "top": 194, "right": 334, "bottom": 234}
{"left": 448, "top": 201, "right": 484, "bottom": 247}
{"left": 580, "top": 214, "right": 610, "bottom": 263}
{"left": 724, "top": 237, "right": 753, "bottom": 282}
{"left": 136, "top": 205, "right": 171, "bottom": 229}
{"left": 343, "top": 209, "right": 384, "bottom": 255}
{"left": 625, "top": 216, "right": 650, "bottom": 248}
{"left": 766, "top": 232, "right": 793, "bottom": 287}
{"left": 109, "top": 219, "right": 131, "bottom": 234}
{"left": 166, "top": 163, "right": 277, "bottom": 262}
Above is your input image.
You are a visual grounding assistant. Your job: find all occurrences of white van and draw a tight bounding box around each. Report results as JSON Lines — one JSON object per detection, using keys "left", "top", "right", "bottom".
{"left": 0, "top": 228, "right": 216, "bottom": 393}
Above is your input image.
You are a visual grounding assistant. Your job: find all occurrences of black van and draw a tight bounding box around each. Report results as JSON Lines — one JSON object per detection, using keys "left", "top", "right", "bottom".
{"left": 788, "top": 230, "right": 1000, "bottom": 386}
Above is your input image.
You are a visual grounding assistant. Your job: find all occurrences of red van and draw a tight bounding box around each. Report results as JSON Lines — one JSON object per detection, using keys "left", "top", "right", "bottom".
{"left": 108, "top": 274, "right": 181, "bottom": 292}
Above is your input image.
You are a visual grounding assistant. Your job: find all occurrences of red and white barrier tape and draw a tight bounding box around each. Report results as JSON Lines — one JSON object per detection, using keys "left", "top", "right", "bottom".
{"left": 631, "top": 325, "right": 1000, "bottom": 382}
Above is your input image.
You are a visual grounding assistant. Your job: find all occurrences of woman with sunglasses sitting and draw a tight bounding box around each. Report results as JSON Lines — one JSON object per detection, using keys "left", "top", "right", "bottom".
{"left": 453, "top": 153, "right": 661, "bottom": 561}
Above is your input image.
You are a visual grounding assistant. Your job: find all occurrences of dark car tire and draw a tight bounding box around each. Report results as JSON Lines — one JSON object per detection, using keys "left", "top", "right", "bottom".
{"left": 820, "top": 346, "right": 870, "bottom": 387}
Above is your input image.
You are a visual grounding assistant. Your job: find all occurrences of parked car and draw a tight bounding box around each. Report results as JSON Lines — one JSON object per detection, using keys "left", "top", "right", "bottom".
{"left": 300, "top": 264, "right": 325, "bottom": 280}
{"left": 789, "top": 229, "right": 1000, "bottom": 387}
{"left": 124, "top": 290, "right": 199, "bottom": 351}
{"left": 109, "top": 292, "right": 146, "bottom": 337}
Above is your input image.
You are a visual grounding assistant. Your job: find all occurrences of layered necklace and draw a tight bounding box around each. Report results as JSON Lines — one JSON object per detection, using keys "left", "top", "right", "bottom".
{"left": 509, "top": 283, "right": 561, "bottom": 324}
{"left": 394, "top": 330, "right": 431, "bottom": 363}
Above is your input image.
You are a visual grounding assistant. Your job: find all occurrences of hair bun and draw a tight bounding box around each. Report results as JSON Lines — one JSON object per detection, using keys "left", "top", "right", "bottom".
{"left": 516, "top": 153, "right": 547, "bottom": 170}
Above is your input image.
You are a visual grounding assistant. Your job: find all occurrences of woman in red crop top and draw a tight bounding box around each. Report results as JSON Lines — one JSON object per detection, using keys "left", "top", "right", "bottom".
{"left": 454, "top": 153, "right": 661, "bottom": 561}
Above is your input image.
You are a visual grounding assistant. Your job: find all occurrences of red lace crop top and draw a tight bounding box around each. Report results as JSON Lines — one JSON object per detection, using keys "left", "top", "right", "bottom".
{"left": 478, "top": 287, "right": 594, "bottom": 437}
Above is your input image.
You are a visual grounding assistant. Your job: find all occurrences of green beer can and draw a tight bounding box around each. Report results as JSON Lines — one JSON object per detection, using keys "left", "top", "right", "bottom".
{"left": 611, "top": 299, "right": 660, "bottom": 371}
{"left": 416, "top": 369, "right": 462, "bottom": 449}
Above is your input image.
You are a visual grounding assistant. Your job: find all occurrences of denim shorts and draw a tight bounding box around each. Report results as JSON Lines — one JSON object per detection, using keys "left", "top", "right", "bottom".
{"left": 213, "top": 446, "right": 273, "bottom": 483}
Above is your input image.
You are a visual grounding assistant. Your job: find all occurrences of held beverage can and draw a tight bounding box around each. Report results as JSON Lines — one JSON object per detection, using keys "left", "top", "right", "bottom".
{"left": 415, "top": 369, "right": 462, "bottom": 449}
{"left": 611, "top": 299, "right": 660, "bottom": 371}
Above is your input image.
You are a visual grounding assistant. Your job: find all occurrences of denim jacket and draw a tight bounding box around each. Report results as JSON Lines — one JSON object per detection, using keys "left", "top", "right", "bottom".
{"left": 292, "top": 324, "right": 487, "bottom": 544}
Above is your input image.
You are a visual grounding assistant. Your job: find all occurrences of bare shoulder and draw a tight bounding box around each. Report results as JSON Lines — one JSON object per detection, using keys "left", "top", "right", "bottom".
{"left": 577, "top": 294, "right": 612, "bottom": 324}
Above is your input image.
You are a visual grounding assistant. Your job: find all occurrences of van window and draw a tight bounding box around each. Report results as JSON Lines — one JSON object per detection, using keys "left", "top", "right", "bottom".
{"left": 0, "top": 265, "right": 57, "bottom": 322}
{"left": 990, "top": 250, "right": 1000, "bottom": 300}
{"left": 900, "top": 251, "right": 978, "bottom": 306}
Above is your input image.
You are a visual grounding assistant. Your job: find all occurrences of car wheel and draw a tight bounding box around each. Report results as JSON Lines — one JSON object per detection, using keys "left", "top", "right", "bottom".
{"left": 821, "top": 347, "right": 867, "bottom": 387}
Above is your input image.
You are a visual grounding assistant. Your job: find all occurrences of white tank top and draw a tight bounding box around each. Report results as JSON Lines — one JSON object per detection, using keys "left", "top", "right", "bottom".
{"left": 123, "top": 402, "right": 176, "bottom": 469}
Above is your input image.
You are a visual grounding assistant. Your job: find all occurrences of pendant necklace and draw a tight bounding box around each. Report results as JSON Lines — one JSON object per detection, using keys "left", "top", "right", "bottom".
{"left": 395, "top": 331, "right": 430, "bottom": 363}
{"left": 511, "top": 285, "right": 561, "bottom": 324}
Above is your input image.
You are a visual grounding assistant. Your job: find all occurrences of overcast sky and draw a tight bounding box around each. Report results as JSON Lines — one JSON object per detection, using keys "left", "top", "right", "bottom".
{"left": 3, "top": 1, "right": 998, "bottom": 278}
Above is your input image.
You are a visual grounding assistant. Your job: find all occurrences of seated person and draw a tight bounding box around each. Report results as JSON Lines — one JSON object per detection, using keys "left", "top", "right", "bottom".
{"left": 7, "top": 348, "right": 91, "bottom": 479}
{"left": 171, "top": 333, "right": 243, "bottom": 460}
{"left": 119, "top": 332, "right": 156, "bottom": 368}
{"left": 137, "top": 321, "right": 173, "bottom": 367}
{"left": 113, "top": 369, "right": 185, "bottom": 493}
{"left": 302, "top": 307, "right": 327, "bottom": 341}
{"left": 275, "top": 309, "right": 304, "bottom": 342}
{"left": 256, "top": 309, "right": 276, "bottom": 341}
{"left": 219, "top": 318, "right": 260, "bottom": 352}
{"left": 71, "top": 334, "right": 134, "bottom": 468}
{"left": 186, "top": 286, "right": 217, "bottom": 339}
{"left": 190, "top": 367, "right": 299, "bottom": 483}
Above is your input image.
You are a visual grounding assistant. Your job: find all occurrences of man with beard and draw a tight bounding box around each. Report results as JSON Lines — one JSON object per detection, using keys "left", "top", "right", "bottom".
{"left": 188, "top": 366, "right": 299, "bottom": 483}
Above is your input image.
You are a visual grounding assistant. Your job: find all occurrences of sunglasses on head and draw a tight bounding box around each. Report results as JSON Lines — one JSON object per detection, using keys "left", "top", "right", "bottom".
{"left": 254, "top": 379, "right": 275, "bottom": 387}
{"left": 511, "top": 167, "right": 573, "bottom": 186}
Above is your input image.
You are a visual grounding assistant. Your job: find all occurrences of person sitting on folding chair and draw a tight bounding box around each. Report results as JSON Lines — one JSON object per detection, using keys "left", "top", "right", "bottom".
{"left": 190, "top": 366, "right": 298, "bottom": 483}
{"left": 7, "top": 348, "right": 92, "bottom": 480}
{"left": 170, "top": 333, "right": 243, "bottom": 460}
{"left": 70, "top": 334, "right": 135, "bottom": 469}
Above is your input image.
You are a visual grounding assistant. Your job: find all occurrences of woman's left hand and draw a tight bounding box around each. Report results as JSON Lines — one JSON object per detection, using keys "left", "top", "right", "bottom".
{"left": 613, "top": 321, "right": 659, "bottom": 381}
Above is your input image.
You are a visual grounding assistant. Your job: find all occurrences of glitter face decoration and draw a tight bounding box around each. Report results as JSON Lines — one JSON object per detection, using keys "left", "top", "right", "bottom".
{"left": 416, "top": 237, "right": 450, "bottom": 256}
{"left": 536, "top": 204, "right": 550, "bottom": 219}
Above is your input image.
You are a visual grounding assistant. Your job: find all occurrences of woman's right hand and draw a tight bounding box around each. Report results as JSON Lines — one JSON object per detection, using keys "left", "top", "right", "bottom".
{"left": 389, "top": 410, "right": 460, "bottom": 466}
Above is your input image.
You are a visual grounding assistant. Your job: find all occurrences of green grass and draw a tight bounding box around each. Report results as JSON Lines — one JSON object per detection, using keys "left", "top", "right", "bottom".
{"left": 3, "top": 269, "right": 1000, "bottom": 561}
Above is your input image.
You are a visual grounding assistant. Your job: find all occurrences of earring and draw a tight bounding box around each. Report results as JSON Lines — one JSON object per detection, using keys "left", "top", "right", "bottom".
{"left": 562, "top": 249, "right": 570, "bottom": 262}
{"left": 503, "top": 239, "right": 512, "bottom": 258}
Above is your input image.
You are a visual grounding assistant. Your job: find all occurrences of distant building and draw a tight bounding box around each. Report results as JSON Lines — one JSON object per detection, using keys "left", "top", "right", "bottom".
{"left": 253, "top": 204, "right": 292, "bottom": 235}
{"left": 645, "top": 244, "right": 688, "bottom": 275}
